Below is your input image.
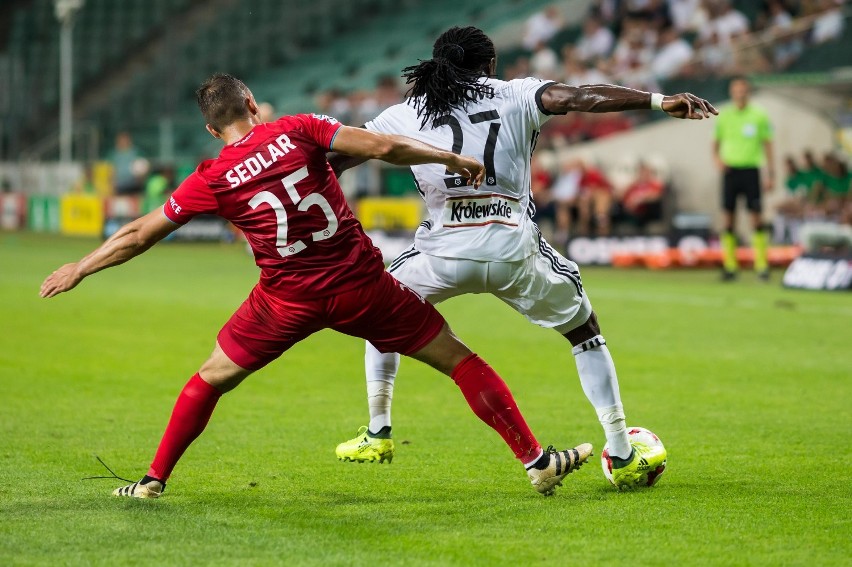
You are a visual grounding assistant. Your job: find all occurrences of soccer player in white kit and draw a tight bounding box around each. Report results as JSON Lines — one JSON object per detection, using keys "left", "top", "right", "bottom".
{"left": 331, "top": 26, "right": 716, "bottom": 489}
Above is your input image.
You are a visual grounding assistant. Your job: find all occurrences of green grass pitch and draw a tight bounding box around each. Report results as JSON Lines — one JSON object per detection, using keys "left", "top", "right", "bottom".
{"left": 1, "top": 233, "right": 850, "bottom": 566}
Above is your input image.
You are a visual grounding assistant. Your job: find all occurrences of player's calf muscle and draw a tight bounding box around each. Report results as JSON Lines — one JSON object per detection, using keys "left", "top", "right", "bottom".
{"left": 563, "top": 313, "right": 601, "bottom": 347}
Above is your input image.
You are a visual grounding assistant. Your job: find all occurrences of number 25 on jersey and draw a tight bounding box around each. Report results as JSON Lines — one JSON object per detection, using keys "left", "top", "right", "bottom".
{"left": 248, "top": 166, "right": 338, "bottom": 257}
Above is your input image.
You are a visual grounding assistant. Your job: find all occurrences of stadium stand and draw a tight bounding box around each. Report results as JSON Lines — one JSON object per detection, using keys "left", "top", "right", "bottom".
{"left": 2, "top": 0, "right": 562, "bottom": 162}
{"left": 1, "top": 0, "right": 849, "bottom": 200}
{"left": 0, "top": 0, "right": 848, "bottom": 273}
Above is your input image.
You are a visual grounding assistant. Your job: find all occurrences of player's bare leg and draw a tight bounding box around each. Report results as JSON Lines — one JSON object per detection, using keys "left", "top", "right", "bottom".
{"left": 113, "top": 342, "right": 251, "bottom": 498}
{"left": 409, "top": 323, "right": 592, "bottom": 495}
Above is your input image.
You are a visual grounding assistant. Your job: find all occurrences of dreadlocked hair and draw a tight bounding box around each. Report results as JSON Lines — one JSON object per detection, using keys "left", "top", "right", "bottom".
{"left": 402, "top": 26, "right": 496, "bottom": 129}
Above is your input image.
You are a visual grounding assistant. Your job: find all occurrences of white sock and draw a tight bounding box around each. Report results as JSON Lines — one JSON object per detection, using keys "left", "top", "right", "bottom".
{"left": 572, "top": 336, "right": 631, "bottom": 459}
{"left": 365, "top": 342, "right": 398, "bottom": 433}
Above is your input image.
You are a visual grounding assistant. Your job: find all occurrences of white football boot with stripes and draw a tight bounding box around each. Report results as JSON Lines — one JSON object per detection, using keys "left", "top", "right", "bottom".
{"left": 526, "top": 443, "right": 593, "bottom": 496}
{"left": 112, "top": 477, "right": 165, "bottom": 499}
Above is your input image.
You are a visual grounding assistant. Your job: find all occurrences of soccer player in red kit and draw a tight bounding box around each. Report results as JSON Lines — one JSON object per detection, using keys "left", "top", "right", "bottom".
{"left": 40, "top": 74, "right": 592, "bottom": 498}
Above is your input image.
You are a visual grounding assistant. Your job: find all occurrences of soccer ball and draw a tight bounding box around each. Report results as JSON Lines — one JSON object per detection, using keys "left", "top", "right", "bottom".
{"left": 601, "top": 427, "right": 667, "bottom": 489}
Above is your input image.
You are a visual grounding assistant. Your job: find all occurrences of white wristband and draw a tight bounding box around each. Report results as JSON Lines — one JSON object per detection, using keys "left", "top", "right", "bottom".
{"left": 651, "top": 93, "right": 664, "bottom": 111}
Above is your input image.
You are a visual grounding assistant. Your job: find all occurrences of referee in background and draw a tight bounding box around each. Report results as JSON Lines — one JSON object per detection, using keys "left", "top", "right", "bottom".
{"left": 713, "top": 76, "right": 775, "bottom": 281}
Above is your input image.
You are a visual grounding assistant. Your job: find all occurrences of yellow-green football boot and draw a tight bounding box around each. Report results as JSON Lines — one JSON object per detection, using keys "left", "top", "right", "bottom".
{"left": 606, "top": 441, "right": 667, "bottom": 490}
{"left": 335, "top": 426, "right": 394, "bottom": 464}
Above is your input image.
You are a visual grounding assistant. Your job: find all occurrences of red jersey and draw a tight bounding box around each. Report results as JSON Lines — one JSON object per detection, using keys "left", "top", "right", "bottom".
{"left": 622, "top": 178, "right": 664, "bottom": 214}
{"left": 163, "top": 113, "right": 384, "bottom": 299}
{"left": 580, "top": 167, "right": 612, "bottom": 194}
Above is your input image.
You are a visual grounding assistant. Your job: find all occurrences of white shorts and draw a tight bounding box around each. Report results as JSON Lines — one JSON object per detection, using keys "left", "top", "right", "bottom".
{"left": 387, "top": 235, "right": 592, "bottom": 334}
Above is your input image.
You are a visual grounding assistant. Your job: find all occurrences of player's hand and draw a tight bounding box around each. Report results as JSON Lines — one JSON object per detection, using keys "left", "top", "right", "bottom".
{"left": 662, "top": 93, "right": 718, "bottom": 120}
{"left": 447, "top": 155, "right": 485, "bottom": 188}
{"left": 40, "top": 263, "right": 83, "bottom": 298}
{"left": 763, "top": 174, "right": 775, "bottom": 192}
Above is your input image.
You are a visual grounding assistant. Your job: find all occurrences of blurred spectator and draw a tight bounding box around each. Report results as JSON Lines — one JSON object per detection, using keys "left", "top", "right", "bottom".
{"left": 765, "top": 0, "right": 805, "bottom": 68}
{"left": 316, "top": 89, "right": 353, "bottom": 124}
{"left": 145, "top": 167, "right": 172, "bottom": 203}
{"left": 820, "top": 153, "right": 851, "bottom": 205}
{"left": 767, "top": 0, "right": 795, "bottom": 28}
{"left": 696, "top": 30, "right": 734, "bottom": 74}
{"left": 625, "top": 0, "right": 668, "bottom": 21}
{"left": 667, "top": 0, "right": 707, "bottom": 31}
{"left": 774, "top": 154, "right": 810, "bottom": 242}
{"left": 583, "top": 112, "right": 635, "bottom": 138}
{"left": 551, "top": 158, "right": 584, "bottom": 242}
{"left": 375, "top": 75, "right": 403, "bottom": 109}
{"left": 110, "top": 132, "right": 142, "bottom": 195}
{"left": 612, "top": 26, "right": 659, "bottom": 91}
{"left": 523, "top": 6, "right": 564, "bottom": 51}
{"left": 613, "top": 161, "right": 666, "bottom": 227}
{"left": 591, "top": 0, "right": 622, "bottom": 25}
{"left": 799, "top": 149, "right": 826, "bottom": 195}
{"left": 530, "top": 155, "right": 556, "bottom": 226}
{"left": 257, "top": 102, "right": 277, "bottom": 123}
{"left": 530, "top": 42, "right": 561, "bottom": 79}
{"left": 651, "top": 25, "right": 695, "bottom": 78}
{"left": 700, "top": 0, "right": 750, "bottom": 44}
{"left": 611, "top": 24, "right": 655, "bottom": 74}
{"left": 355, "top": 75, "right": 403, "bottom": 124}
{"left": 783, "top": 155, "right": 809, "bottom": 196}
{"left": 73, "top": 163, "right": 96, "bottom": 194}
{"left": 540, "top": 112, "right": 593, "bottom": 145}
{"left": 790, "top": 150, "right": 852, "bottom": 248}
{"left": 503, "top": 56, "right": 531, "bottom": 80}
{"left": 561, "top": 53, "right": 612, "bottom": 86}
{"left": 811, "top": 0, "right": 845, "bottom": 43}
{"left": 577, "top": 162, "right": 614, "bottom": 236}
{"left": 574, "top": 16, "right": 616, "bottom": 62}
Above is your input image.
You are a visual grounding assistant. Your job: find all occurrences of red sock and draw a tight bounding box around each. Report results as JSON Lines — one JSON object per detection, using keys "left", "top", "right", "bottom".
{"left": 147, "top": 373, "right": 222, "bottom": 481}
{"left": 451, "top": 354, "right": 541, "bottom": 464}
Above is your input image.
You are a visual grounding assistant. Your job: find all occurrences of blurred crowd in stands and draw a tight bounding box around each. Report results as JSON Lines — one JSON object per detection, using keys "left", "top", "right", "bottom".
{"left": 309, "top": 1, "right": 846, "bottom": 149}
{"left": 514, "top": 0, "right": 846, "bottom": 85}
{"left": 315, "top": 76, "right": 404, "bottom": 132}
{"left": 530, "top": 152, "right": 672, "bottom": 243}
{"left": 775, "top": 149, "right": 852, "bottom": 242}
{"left": 526, "top": 146, "right": 852, "bottom": 246}
{"left": 509, "top": 0, "right": 847, "bottom": 146}
{"left": 82, "top": 0, "right": 849, "bottom": 248}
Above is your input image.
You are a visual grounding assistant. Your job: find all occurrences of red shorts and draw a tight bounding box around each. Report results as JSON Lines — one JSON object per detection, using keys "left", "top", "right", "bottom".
{"left": 217, "top": 271, "right": 445, "bottom": 370}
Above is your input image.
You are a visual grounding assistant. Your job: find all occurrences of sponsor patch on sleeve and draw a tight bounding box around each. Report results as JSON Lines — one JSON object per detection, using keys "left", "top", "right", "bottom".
{"left": 312, "top": 113, "right": 339, "bottom": 125}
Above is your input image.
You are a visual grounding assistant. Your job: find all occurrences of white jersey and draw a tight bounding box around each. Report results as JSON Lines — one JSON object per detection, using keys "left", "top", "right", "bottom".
{"left": 365, "top": 77, "right": 555, "bottom": 261}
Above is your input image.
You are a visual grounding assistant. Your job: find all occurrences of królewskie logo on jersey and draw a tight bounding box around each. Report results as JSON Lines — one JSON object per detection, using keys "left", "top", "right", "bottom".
{"left": 442, "top": 194, "right": 521, "bottom": 228}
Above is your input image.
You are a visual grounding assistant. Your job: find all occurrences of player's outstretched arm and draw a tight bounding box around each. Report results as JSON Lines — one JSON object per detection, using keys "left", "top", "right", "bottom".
{"left": 39, "top": 210, "right": 179, "bottom": 298}
{"left": 331, "top": 126, "right": 485, "bottom": 187}
{"left": 540, "top": 84, "right": 718, "bottom": 120}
